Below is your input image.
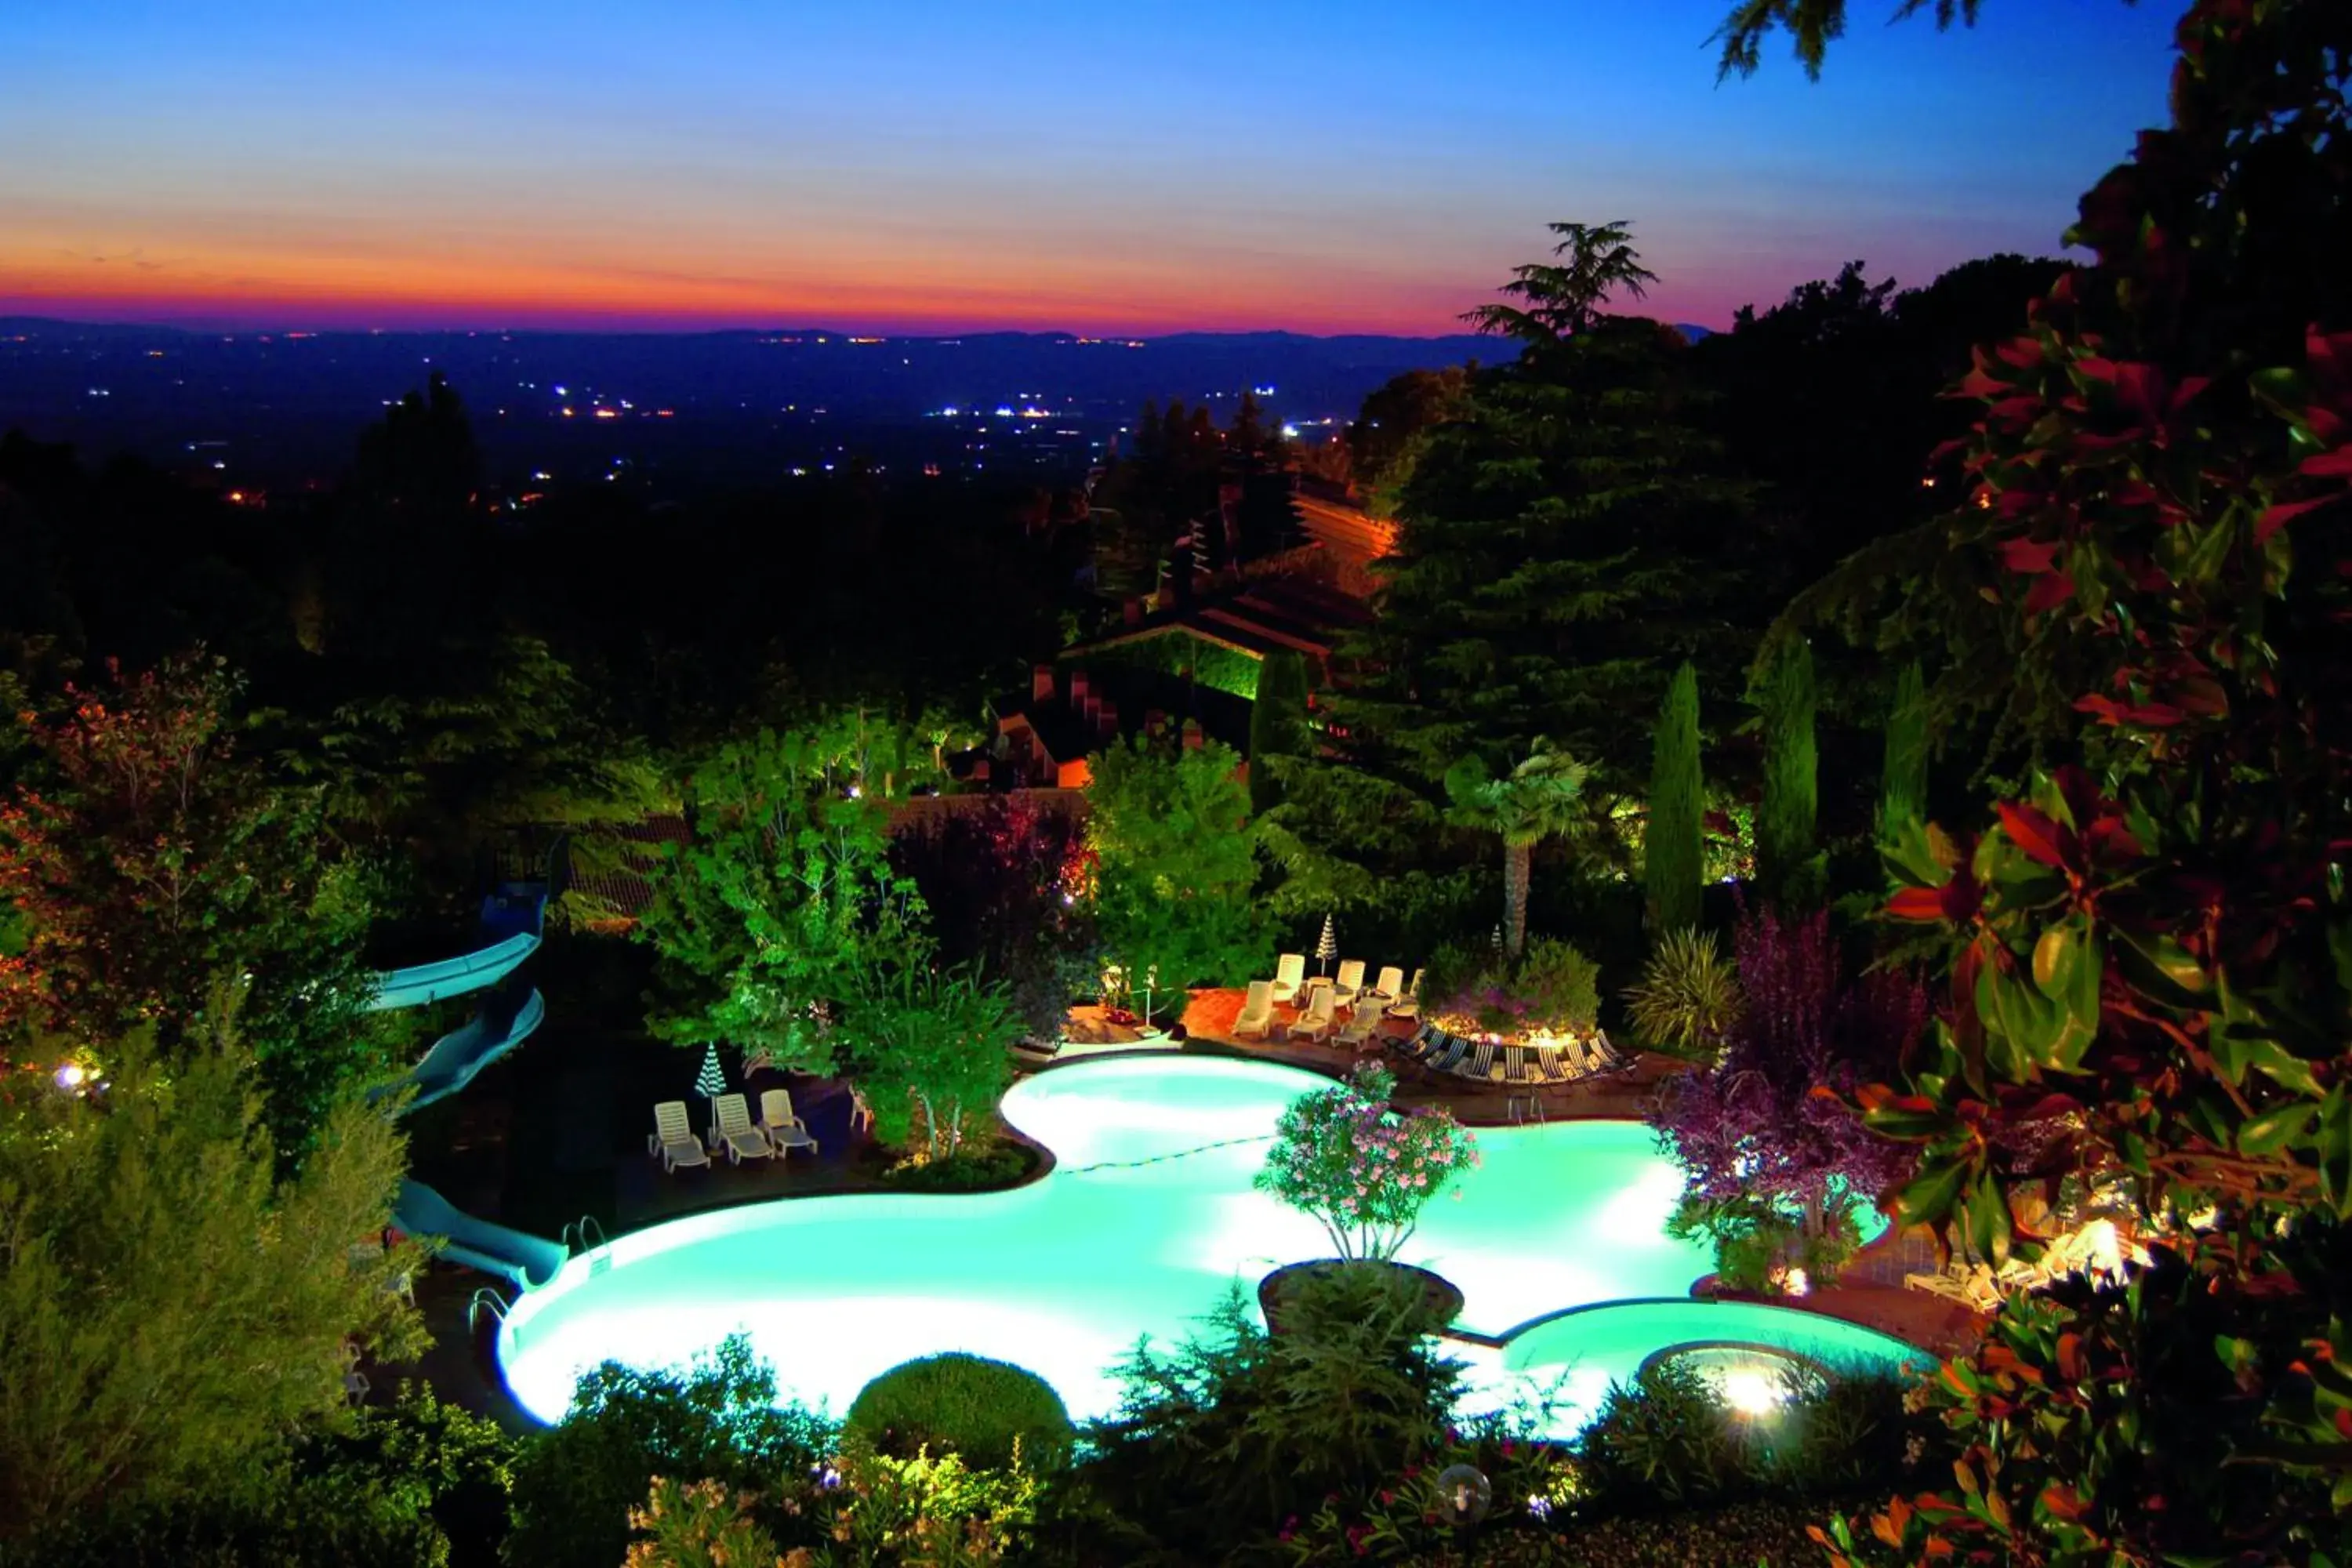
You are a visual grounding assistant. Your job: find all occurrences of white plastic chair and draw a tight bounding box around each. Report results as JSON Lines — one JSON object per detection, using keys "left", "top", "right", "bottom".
{"left": 648, "top": 1100, "right": 711, "bottom": 1172}
{"left": 1232, "top": 980, "right": 1276, "bottom": 1040}
{"left": 712, "top": 1094, "right": 775, "bottom": 1163}
{"left": 759, "top": 1088, "right": 821, "bottom": 1157}
{"left": 1331, "top": 959, "right": 1366, "bottom": 1008}
{"left": 1290, "top": 987, "right": 1338, "bottom": 1041}
{"left": 1270, "top": 952, "right": 1307, "bottom": 1004}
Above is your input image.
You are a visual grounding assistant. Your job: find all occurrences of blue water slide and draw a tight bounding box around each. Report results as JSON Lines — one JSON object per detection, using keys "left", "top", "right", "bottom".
{"left": 393, "top": 1177, "right": 568, "bottom": 1290}
{"left": 367, "top": 883, "right": 550, "bottom": 1012}
{"left": 379, "top": 879, "right": 572, "bottom": 1287}
{"left": 376, "top": 984, "right": 547, "bottom": 1112}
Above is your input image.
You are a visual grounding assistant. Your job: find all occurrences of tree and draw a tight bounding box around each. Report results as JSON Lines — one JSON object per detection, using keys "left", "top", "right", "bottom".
{"left": 1651, "top": 907, "right": 1923, "bottom": 1287}
{"left": 1460, "top": 220, "right": 1660, "bottom": 345}
{"left": 1875, "top": 660, "right": 1928, "bottom": 843}
{"left": 0, "top": 652, "right": 385, "bottom": 1156}
{"left": 0, "top": 1033, "right": 421, "bottom": 1548}
{"left": 1344, "top": 365, "right": 1471, "bottom": 506}
{"left": 1254, "top": 1066, "right": 1479, "bottom": 1263}
{"left": 1752, "top": 638, "right": 1818, "bottom": 907}
{"left": 1642, "top": 662, "right": 1704, "bottom": 935}
{"left": 506, "top": 1335, "right": 832, "bottom": 1568}
{"left": 1443, "top": 738, "right": 1588, "bottom": 958}
{"left": 1769, "top": 2, "right": 2352, "bottom": 1557}
{"left": 1084, "top": 735, "right": 1272, "bottom": 1023}
{"left": 846, "top": 963, "right": 1021, "bottom": 1160}
{"left": 1708, "top": 0, "right": 2001, "bottom": 81}
{"left": 636, "top": 719, "right": 925, "bottom": 1070}
{"left": 1246, "top": 648, "right": 1312, "bottom": 818}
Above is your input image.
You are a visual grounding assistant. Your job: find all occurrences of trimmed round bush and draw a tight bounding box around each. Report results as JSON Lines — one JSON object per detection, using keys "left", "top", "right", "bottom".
{"left": 844, "top": 1352, "right": 1072, "bottom": 1470}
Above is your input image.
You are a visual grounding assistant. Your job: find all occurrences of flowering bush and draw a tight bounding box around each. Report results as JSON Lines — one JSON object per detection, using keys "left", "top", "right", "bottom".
{"left": 1423, "top": 937, "right": 1601, "bottom": 1043}
{"left": 1256, "top": 1064, "right": 1479, "bottom": 1261}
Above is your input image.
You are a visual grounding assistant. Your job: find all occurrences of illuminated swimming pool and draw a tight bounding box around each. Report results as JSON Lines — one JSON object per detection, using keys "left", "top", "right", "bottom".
{"left": 497, "top": 1055, "right": 1921, "bottom": 1433}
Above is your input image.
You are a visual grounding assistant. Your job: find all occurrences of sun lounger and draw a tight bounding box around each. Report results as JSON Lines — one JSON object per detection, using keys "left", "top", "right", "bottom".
{"left": 1232, "top": 979, "right": 1276, "bottom": 1040}
{"left": 1290, "top": 986, "right": 1339, "bottom": 1041}
{"left": 1533, "top": 1045, "right": 1572, "bottom": 1083}
{"left": 1425, "top": 1033, "right": 1466, "bottom": 1073}
{"left": 758, "top": 1088, "right": 820, "bottom": 1157}
{"left": 1365, "top": 964, "right": 1405, "bottom": 1009}
{"left": 1385, "top": 968, "right": 1424, "bottom": 1019}
{"left": 712, "top": 1094, "right": 775, "bottom": 1163}
{"left": 1270, "top": 952, "right": 1307, "bottom": 1004}
{"left": 1463, "top": 1040, "right": 1497, "bottom": 1081}
{"left": 1331, "top": 959, "right": 1366, "bottom": 1009}
{"left": 1503, "top": 1045, "right": 1530, "bottom": 1083}
{"left": 648, "top": 1100, "right": 711, "bottom": 1172}
{"left": 1334, "top": 1007, "right": 1382, "bottom": 1049}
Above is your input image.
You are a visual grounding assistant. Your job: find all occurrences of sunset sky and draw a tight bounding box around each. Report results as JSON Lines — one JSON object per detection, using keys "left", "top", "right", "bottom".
{"left": 1, "top": 1, "right": 2178, "bottom": 336}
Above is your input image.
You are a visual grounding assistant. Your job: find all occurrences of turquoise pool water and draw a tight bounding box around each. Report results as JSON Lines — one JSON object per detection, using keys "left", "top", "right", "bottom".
{"left": 497, "top": 1055, "right": 1921, "bottom": 1433}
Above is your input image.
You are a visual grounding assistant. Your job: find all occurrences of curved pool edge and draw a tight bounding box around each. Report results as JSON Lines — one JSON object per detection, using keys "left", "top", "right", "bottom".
{"left": 492, "top": 1054, "right": 1933, "bottom": 1432}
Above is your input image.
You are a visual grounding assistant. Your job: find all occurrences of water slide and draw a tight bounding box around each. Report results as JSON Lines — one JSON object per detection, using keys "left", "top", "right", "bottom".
{"left": 379, "top": 880, "right": 575, "bottom": 1289}
{"left": 394, "top": 1177, "right": 568, "bottom": 1290}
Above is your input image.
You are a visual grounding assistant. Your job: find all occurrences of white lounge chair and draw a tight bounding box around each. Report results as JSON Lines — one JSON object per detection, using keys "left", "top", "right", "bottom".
{"left": 1385, "top": 968, "right": 1424, "bottom": 1019}
{"left": 1290, "top": 987, "right": 1338, "bottom": 1041}
{"left": 759, "top": 1088, "right": 821, "bottom": 1157}
{"left": 1330, "top": 959, "right": 1366, "bottom": 1009}
{"left": 1334, "top": 1006, "right": 1382, "bottom": 1049}
{"left": 1365, "top": 965, "right": 1405, "bottom": 1008}
{"left": 1232, "top": 980, "right": 1276, "bottom": 1040}
{"left": 648, "top": 1100, "right": 711, "bottom": 1172}
{"left": 712, "top": 1094, "right": 775, "bottom": 1163}
{"left": 1270, "top": 952, "right": 1307, "bottom": 1004}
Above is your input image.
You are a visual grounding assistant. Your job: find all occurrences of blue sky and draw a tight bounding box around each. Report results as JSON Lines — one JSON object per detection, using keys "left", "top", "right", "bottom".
{"left": 0, "top": 0, "right": 2182, "bottom": 331}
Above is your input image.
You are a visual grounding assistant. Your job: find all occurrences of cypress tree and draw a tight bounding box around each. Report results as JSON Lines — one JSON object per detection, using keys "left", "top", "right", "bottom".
{"left": 1643, "top": 661, "right": 1704, "bottom": 934}
{"left": 1247, "top": 649, "right": 1312, "bottom": 816}
{"left": 1878, "top": 660, "right": 1929, "bottom": 841}
{"left": 1755, "top": 638, "right": 1818, "bottom": 906}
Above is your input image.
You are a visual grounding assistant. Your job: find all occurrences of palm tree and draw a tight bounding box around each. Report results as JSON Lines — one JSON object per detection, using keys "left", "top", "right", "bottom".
{"left": 1459, "top": 220, "right": 1659, "bottom": 346}
{"left": 1444, "top": 739, "right": 1590, "bottom": 957}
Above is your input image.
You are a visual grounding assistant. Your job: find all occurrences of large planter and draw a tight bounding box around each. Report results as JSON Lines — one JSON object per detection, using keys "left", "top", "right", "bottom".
{"left": 1258, "top": 1258, "right": 1465, "bottom": 1338}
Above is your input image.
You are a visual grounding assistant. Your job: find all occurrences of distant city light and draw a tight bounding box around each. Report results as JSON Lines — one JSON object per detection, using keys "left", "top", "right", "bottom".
{"left": 1279, "top": 423, "right": 1300, "bottom": 438}
{"left": 995, "top": 405, "right": 1015, "bottom": 417}
{"left": 554, "top": 385, "right": 567, "bottom": 396}
{"left": 1254, "top": 384, "right": 1276, "bottom": 395}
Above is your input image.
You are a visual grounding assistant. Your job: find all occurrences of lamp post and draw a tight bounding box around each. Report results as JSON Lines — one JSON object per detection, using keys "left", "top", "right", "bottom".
{"left": 1436, "top": 1462, "right": 1491, "bottom": 1566}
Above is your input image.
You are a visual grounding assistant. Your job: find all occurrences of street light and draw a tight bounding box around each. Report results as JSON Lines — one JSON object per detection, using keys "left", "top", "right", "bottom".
{"left": 1436, "top": 1462, "right": 1491, "bottom": 1565}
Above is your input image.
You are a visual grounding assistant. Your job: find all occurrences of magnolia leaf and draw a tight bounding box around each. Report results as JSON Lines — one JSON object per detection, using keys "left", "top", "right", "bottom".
{"left": 2238, "top": 1102, "right": 2318, "bottom": 1158}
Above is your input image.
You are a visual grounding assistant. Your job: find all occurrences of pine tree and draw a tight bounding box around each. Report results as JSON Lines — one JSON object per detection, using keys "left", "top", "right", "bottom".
{"left": 1324, "top": 304, "right": 1757, "bottom": 795}
{"left": 1755, "top": 638, "right": 1818, "bottom": 906}
{"left": 1643, "top": 661, "right": 1704, "bottom": 934}
{"left": 1247, "top": 649, "right": 1312, "bottom": 816}
{"left": 1877, "top": 659, "right": 1929, "bottom": 842}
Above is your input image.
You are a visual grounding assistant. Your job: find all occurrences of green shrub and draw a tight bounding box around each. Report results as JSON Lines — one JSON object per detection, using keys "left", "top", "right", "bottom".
{"left": 1424, "top": 937, "right": 1601, "bottom": 1039}
{"left": 845, "top": 1353, "right": 1072, "bottom": 1472}
{"left": 1534, "top": 1498, "right": 1830, "bottom": 1566}
{"left": 1073, "top": 1267, "right": 1466, "bottom": 1562}
{"left": 503, "top": 1336, "right": 833, "bottom": 1568}
{"left": 880, "top": 1140, "right": 1039, "bottom": 1192}
{"left": 1572, "top": 1360, "right": 1757, "bottom": 1513}
{"left": 1622, "top": 927, "right": 1739, "bottom": 1058}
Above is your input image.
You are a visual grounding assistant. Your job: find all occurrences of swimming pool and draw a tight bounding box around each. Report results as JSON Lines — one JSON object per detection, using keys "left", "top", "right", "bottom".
{"left": 496, "top": 1054, "right": 1922, "bottom": 1434}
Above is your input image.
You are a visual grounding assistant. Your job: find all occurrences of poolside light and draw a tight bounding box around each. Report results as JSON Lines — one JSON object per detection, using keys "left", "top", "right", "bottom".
{"left": 53, "top": 1062, "right": 87, "bottom": 1094}
{"left": 1719, "top": 1366, "right": 1788, "bottom": 1417}
{"left": 1436, "top": 1462, "right": 1491, "bottom": 1562}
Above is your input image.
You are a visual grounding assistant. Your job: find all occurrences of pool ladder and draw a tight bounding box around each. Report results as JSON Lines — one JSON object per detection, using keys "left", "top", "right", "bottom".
{"left": 563, "top": 1214, "right": 613, "bottom": 1276}
{"left": 467, "top": 1287, "right": 511, "bottom": 1334}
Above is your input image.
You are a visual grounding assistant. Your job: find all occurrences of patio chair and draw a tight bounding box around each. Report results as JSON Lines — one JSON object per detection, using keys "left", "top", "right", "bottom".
{"left": 1385, "top": 968, "right": 1425, "bottom": 1019}
{"left": 1585, "top": 1032, "right": 1624, "bottom": 1072}
{"left": 1334, "top": 1007, "right": 1382, "bottom": 1050}
{"left": 1425, "top": 1033, "right": 1467, "bottom": 1073}
{"left": 1533, "top": 1044, "right": 1572, "bottom": 1083}
{"left": 1503, "top": 1045, "right": 1530, "bottom": 1083}
{"left": 1232, "top": 980, "right": 1276, "bottom": 1040}
{"left": 1365, "top": 965, "right": 1405, "bottom": 1008}
{"left": 1464, "top": 1040, "right": 1497, "bottom": 1080}
{"left": 759, "top": 1088, "right": 821, "bottom": 1158}
{"left": 1290, "top": 987, "right": 1339, "bottom": 1041}
{"left": 712, "top": 1094, "right": 776, "bottom": 1163}
{"left": 648, "top": 1100, "right": 711, "bottom": 1172}
{"left": 1400, "top": 1022, "right": 1438, "bottom": 1062}
{"left": 1270, "top": 952, "right": 1307, "bottom": 1005}
{"left": 1330, "top": 959, "right": 1366, "bottom": 1009}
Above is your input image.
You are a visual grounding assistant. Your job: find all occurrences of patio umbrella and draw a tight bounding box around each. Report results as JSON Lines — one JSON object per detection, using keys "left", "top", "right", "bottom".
{"left": 1315, "top": 913, "right": 1338, "bottom": 978}
{"left": 693, "top": 1044, "right": 727, "bottom": 1121}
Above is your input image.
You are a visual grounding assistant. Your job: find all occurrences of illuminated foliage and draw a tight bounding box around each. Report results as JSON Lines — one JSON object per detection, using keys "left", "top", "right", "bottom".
{"left": 1255, "top": 1063, "right": 1480, "bottom": 1263}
